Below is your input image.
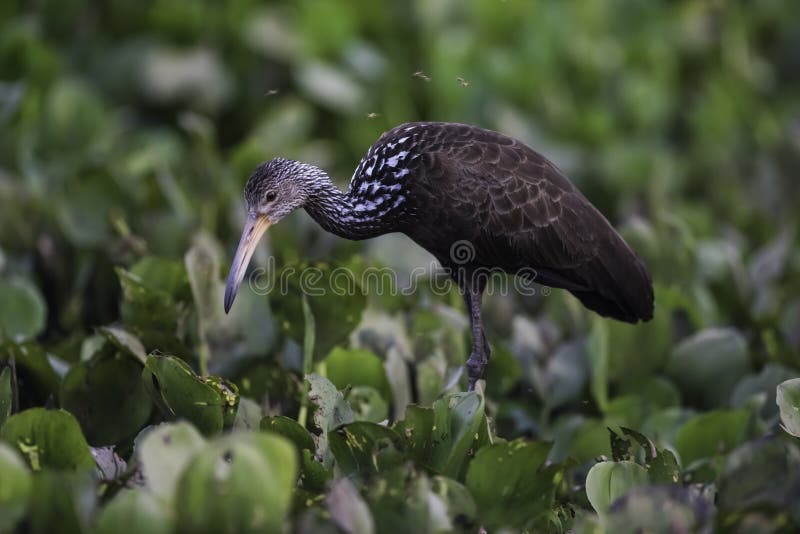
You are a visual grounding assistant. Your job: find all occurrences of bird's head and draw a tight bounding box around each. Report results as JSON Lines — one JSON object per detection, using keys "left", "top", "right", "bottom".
{"left": 224, "top": 158, "right": 321, "bottom": 313}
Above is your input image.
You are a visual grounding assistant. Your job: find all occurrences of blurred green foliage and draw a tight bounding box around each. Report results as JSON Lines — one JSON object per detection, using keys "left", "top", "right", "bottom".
{"left": 1, "top": 0, "right": 800, "bottom": 532}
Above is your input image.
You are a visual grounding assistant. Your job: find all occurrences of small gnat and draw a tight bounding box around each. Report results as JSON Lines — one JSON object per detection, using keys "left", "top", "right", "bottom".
{"left": 412, "top": 70, "right": 431, "bottom": 82}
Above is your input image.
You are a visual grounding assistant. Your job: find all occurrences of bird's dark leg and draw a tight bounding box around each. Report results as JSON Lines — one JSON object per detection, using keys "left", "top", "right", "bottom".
{"left": 463, "top": 286, "right": 490, "bottom": 391}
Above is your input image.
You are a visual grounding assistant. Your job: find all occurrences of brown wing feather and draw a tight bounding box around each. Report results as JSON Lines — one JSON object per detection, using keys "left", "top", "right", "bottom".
{"left": 428, "top": 128, "right": 654, "bottom": 323}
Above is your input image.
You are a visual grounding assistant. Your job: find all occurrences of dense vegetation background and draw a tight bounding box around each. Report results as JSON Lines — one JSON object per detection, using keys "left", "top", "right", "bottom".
{"left": 1, "top": 1, "right": 800, "bottom": 532}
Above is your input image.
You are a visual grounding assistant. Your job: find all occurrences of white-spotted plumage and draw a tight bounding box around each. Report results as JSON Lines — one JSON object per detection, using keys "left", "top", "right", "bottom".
{"left": 343, "top": 126, "right": 421, "bottom": 224}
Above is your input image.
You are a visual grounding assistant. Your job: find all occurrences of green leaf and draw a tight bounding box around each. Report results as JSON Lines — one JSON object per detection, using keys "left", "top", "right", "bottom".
{"left": 0, "top": 342, "right": 60, "bottom": 405}
{"left": 0, "top": 442, "right": 32, "bottom": 532}
{"left": 618, "top": 427, "right": 680, "bottom": 484}
{"left": 94, "top": 488, "right": 172, "bottom": 534}
{"left": 394, "top": 392, "right": 488, "bottom": 480}
{"left": 175, "top": 432, "right": 297, "bottom": 534}
{"left": 326, "top": 347, "right": 390, "bottom": 400}
{"left": 393, "top": 405, "right": 434, "bottom": 465}
{"left": 326, "top": 477, "right": 375, "bottom": 534}
{"left": 674, "top": 409, "right": 749, "bottom": 466}
{"left": 129, "top": 256, "right": 191, "bottom": 299}
{"left": 362, "top": 466, "right": 445, "bottom": 533}
{"left": 116, "top": 267, "right": 181, "bottom": 344}
{"left": 777, "top": 378, "right": 800, "bottom": 438}
{"left": 431, "top": 475, "right": 477, "bottom": 526}
{"left": 608, "top": 427, "right": 632, "bottom": 461}
{"left": 717, "top": 436, "right": 800, "bottom": 516}
{"left": 135, "top": 422, "right": 206, "bottom": 502}
{"left": 231, "top": 396, "right": 262, "bottom": 430}
{"left": 731, "top": 364, "right": 795, "bottom": 419}
{"left": 531, "top": 340, "right": 588, "bottom": 411}
{"left": 484, "top": 344, "right": 522, "bottom": 397}
{"left": 0, "top": 277, "right": 47, "bottom": 341}
{"left": 328, "top": 421, "right": 405, "bottom": 476}
{"left": 307, "top": 373, "right": 355, "bottom": 466}
{"left": 260, "top": 415, "right": 315, "bottom": 452}
{"left": 98, "top": 326, "right": 147, "bottom": 365}
{"left": 466, "top": 440, "right": 557, "bottom": 529}
{"left": 270, "top": 260, "right": 367, "bottom": 360}
{"left": 586, "top": 318, "right": 609, "bottom": 412}
{"left": 604, "top": 485, "right": 715, "bottom": 533}
{"left": 666, "top": 328, "right": 751, "bottom": 407}
{"left": 28, "top": 470, "right": 95, "bottom": 534}
{"left": 346, "top": 385, "right": 389, "bottom": 423}
{"left": 142, "top": 354, "right": 239, "bottom": 435}
{"left": 585, "top": 460, "right": 649, "bottom": 514}
{"left": 433, "top": 392, "right": 487, "bottom": 479}
{"left": 60, "top": 353, "right": 153, "bottom": 445}
{"left": 0, "top": 408, "right": 94, "bottom": 471}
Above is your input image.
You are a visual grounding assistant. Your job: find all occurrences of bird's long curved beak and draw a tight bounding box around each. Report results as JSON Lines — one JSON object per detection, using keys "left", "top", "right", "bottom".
{"left": 224, "top": 213, "right": 271, "bottom": 313}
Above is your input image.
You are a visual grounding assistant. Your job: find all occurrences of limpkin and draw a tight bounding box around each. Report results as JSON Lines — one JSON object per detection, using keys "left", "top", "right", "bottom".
{"left": 224, "top": 122, "right": 654, "bottom": 390}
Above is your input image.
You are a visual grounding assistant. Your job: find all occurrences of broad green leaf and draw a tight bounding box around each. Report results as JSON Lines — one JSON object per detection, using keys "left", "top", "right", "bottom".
{"left": 326, "top": 347, "right": 390, "bottom": 400}
{"left": 586, "top": 318, "right": 609, "bottom": 412}
{"left": 362, "top": 466, "right": 443, "bottom": 533}
{"left": 604, "top": 485, "right": 715, "bottom": 533}
{"left": 585, "top": 460, "right": 649, "bottom": 514}
{"left": 0, "top": 277, "right": 47, "bottom": 341}
{"left": 346, "top": 385, "right": 389, "bottom": 423}
{"left": 116, "top": 267, "right": 182, "bottom": 352}
{"left": 431, "top": 476, "right": 477, "bottom": 526}
{"left": 731, "top": 364, "right": 795, "bottom": 419}
{"left": 432, "top": 392, "right": 487, "bottom": 479}
{"left": 0, "top": 342, "right": 60, "bottom": 405}
{"left": 94, "top": 488, "right": 171, "bottom": 534}
{"left": 260, "top": 415, "right": 315, "bottom": 452}
{"left": 142, "top": 354, "right": 239, "bottom": 435}
{"left": 666, "top": 328, "right": 750, "bottom": 408}
{"left": 717, "top": 436, "right": 800, "bottom": 515}
{"left": 393, "top": 404, "right": 434, "bottom": 465}
{"left": 117, "top": 267, "right": 178, "bottom": 329}
{"left": 270, "top": 260, "right": 366, "bottom": 360}
{"left": 465, "top": 440, "right": 557, "bottom": 529}
{"left": 129, "top": 256, "right": 191, "bottom": 299}
{"left": 28, "top": 470, "right": 95, "bottom": 534}
{"left": 326, "top": 477, "right": 375, "bottom": 534}
{"left": 98, "top": 326, "right": 147, "bottom": 364}
{"left": 0, "top": 442, "right": 32, "bottom": 532}
{"left": 777, "top": 378, "right": 800, "bottom": 438}
{"left": 299, "top": 448, "right": 333, "bottom": 493}
{"left": 175, "top": 432, "right": 297, "bottom": 534}
{"left": 674, "top": 409, "right": 750, "bottom": 466}
{"left": 328, "top": 421, "right": 404, "bottom": 476}
{"left": 135, "top": 422, "right": 206, "bottom": 502}
{"left": 231, "top": 396, "right": 262, "bottom": 430}
{"left": 0, "top": 408, "right": 94, "bottom": 471}
{"left": 530, "top": 340, "right": 588, "bottom": 411}
{"left": 605, "top": 304, "right": 672, "bottom": 385}
{"left": 394, "top": 392, "right": 488, "bottom": 480}
{"left": 307, "top": 373, "right": 354, "bottom": 466}
{"left": 551, "top": 417, "right": 611, "bottom": 463}
{"left": 484, "top": 344, "right": 522, "bottom": 397}
{"left": 614, "top": 427, "right": 680, "bottom": 484}
{"left": 60, "top": 353, "right": 153, "bottom": 445}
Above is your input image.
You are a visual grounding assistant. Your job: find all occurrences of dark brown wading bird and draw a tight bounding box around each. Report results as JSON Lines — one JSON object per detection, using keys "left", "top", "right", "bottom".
{"left": 224, "top": 122, "right": 654, "bottom": 390}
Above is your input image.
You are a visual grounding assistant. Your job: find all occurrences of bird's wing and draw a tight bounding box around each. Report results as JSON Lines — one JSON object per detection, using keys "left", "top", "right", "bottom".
{"left": 426, "top": 134, "right": 653, "bottom": 322}
{"left": 429, "top": 137, "right": 603, "bottom": 273}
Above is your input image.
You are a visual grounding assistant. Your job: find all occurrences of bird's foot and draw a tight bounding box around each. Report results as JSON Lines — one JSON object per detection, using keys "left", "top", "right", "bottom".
{"left": 466, "top": 352, "right": 488, "bottom": 391}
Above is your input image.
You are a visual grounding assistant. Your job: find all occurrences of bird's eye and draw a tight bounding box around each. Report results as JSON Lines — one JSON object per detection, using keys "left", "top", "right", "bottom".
{"left": 265, "top": 191, "right": 277, "bottom": 202}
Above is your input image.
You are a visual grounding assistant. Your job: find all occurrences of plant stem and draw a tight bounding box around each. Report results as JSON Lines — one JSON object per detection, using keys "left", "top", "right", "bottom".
{"left": 297, "top": 294, "right": 315, "bottom": 428}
